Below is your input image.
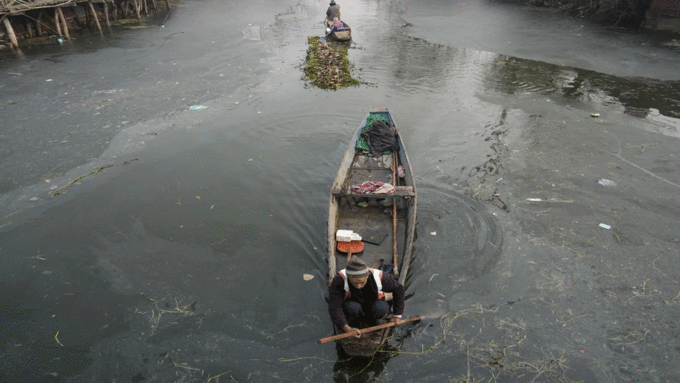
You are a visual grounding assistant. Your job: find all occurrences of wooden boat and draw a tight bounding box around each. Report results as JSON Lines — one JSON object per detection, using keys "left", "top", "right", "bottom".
{"left": 325, "top": 19, "right": 351, "bottom": 42}
{"left": 327, "top": 107, "right": 417, "bottom": 357}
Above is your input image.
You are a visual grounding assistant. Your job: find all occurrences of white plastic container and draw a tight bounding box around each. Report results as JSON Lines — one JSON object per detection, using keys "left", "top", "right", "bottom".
{"left": 336, "top": 230, "right": 354, "bottom": 242}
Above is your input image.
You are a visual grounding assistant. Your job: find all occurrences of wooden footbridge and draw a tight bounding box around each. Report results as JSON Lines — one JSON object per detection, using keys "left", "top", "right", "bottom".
{"left": 1, "top": 0, "right": 170, "bottom": 48}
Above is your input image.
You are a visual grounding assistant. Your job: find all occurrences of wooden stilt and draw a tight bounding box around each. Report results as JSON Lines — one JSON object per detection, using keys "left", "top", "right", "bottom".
{"left": 152, "top": 0, "right": 158, "bottom": 11}
{"left": 143, "top": 0, "right": 148, "bottom": 17}
{"left": 2, "top": 17, "right": 19, "bottom": 48}
{"left": 112, "top": 1, "right": 118, "bottom": 20}
{"left": 69, "top": 6, "right": 82, "bottom": 28}
{"left": 54, "top": 8, "right": 62, "bottom": 37}
{"left": 89, "top": 2, "right": 102, "bottom": 31}
{"left": 27, "top": 20, "right": 34, "bottom": 38}
{"left": 134, "top": 0, "right": 141, "bottom": 19}
{"left": 57, "top": 7, "right": 70, "bottom": 39}
{"left": 84, "top": 4, "right": 90, "bottom": 27}
{"left": 37, "top": 10, "right": 45, "bottom": 36}
{"left": 103, "top": 2, "right": 111, "bottom": 27}
{"left": 164, "top": 0, "right": 170, "bottom": 11}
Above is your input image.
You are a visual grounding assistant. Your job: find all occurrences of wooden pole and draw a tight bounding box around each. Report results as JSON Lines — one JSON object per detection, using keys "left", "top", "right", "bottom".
{"left": 84, "top": 4, "right": 90, "bottom": 27}
{"left": 36, "top": 10, "right": 45, "bottom": 36}
{"left": 111, "top": 1, "right": 118, "bottom": 20}
{"left": 318, "top": 316, "right": 421, "bottom": 344}
{"left": 103, "top": 2, "right": 110, "bottom": 27}
{"left": 143, "top": 0, "right": 148, "bottom": 16}
{"left": 27, "top": 20, "right": 34, "bottom": 38}
{"left": 54, "top": 9, "right": 62, "bottom": 38}
{"left": 88, "top": 2, "right": 102, "bottom": 31}
{"left": 134, "top": 0, "right": 142, "bottom": 19}
{"left": 57, "top": 7, "right": 70, "bottom": 39}
{"left": 2, "top": 17, "right": 19, "bottom": 49}
{"left": 392, "top": 151, "right": 399, "bottom": 277}
{"left": 164, "top": 0, "right": 170, "bottom": 11}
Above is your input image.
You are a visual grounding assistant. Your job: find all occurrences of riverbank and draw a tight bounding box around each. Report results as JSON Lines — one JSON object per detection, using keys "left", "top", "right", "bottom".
{"left": 498, "top": 0, "right": 649, "bottom": 28}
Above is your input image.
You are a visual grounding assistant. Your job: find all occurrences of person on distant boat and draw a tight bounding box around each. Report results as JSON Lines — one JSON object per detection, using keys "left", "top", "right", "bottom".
{"left": 328, "top": 257, "right": 405, "bottom": 338}
{"left": 326, "top": 0, "right": 341, "bottom": 23}
{"left": 330, "top": 17, "right": 346, "bottom": 33}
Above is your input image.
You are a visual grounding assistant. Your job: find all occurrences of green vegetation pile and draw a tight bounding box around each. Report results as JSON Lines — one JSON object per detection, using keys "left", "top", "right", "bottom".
{"left": 304, "top": 37, "right": 360, "bottom": 90}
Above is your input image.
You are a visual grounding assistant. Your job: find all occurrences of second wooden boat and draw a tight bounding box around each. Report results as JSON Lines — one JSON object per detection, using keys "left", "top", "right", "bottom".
{"left": 325, "top": 19, "right": 352, "bottom": 42}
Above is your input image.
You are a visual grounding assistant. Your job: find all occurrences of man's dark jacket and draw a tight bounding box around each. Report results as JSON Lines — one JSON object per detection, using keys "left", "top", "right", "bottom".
{"left": 328, "top": 270, "right": 405, "bottom": 328}
{"left": 326, "top": 5, "right": 341, "bottom": 21}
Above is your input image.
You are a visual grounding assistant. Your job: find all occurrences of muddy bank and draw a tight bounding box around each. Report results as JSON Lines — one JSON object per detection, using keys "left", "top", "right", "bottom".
{"left": 497, "top": 0, "right": 649, "bottom": 27}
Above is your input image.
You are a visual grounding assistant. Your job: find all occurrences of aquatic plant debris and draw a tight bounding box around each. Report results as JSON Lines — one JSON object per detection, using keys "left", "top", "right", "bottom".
{"left": 54, "top": 331, "right": 63, "bottom": 347}
{"left": 304, "top": 37, "right": 360, "bottom": 89}
{"left": 53, "top": 164, "right": 113, "bottom": 196}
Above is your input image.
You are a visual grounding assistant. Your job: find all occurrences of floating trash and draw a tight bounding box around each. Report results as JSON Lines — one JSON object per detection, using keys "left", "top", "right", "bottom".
{"left": 598, "top": 179, "right": 616, "bottom": 187}
{"left": 599, "top": 223, "right": 611, "bottom": 230}
{"left": 189, "top": 105, "right": 208, "bottom": 111}
{"left": 430, "top": 231, "right": 437, "bottom": 236}
{"left": 303, "top": 274, "right": 314, "bottom": 281}
{"left": 591, "top": 113, "right": 600, "bottom": 117}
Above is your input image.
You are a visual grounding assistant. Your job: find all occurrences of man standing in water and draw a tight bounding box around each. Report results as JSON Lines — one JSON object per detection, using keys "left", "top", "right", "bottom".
{"left": 326, "top": 0, "right": 341, "bottom": 23}
{"left": 328, "top": 257, "right": 405, "bottom": 337}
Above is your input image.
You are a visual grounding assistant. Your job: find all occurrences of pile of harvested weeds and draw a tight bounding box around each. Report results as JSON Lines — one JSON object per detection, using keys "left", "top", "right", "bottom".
{"left": 304, "top": 37, "right": 360, "bottom": 90}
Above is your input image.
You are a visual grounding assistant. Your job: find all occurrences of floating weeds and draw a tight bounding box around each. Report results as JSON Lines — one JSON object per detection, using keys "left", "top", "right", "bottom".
{"left": 54, "top": 331, "right": 64, "bottom": 347}
{"left": 279, "top": 356, "right": 346, "bottom": 363}
{"left": 304, "top": 37, "right": 360, "bottom": 89}
{"left": 148, "top": 298, "right": 197, "bottom": 336}
{"left": 265, "top": 323, "right": 306, "bottom": 339}
{"left": 53, "top": 164, "right": 113, "bottom": 196}
{"left": 206, "top": 372, "right": 232, "bottom": 383}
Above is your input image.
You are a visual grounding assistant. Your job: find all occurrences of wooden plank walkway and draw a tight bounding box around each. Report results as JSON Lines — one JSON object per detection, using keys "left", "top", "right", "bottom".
{"left": 2, "top": 0, "right": 80, "bottom": 13}
{"left": 1, "top": 0, "right": 170, "bottom": 48}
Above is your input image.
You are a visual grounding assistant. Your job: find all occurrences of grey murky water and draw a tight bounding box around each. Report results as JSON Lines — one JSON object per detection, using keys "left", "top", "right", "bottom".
{"left": 1, "top": 0, "right": 679, "bottom": 382}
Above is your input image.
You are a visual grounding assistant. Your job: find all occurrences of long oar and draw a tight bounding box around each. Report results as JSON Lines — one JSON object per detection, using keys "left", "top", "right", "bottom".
{"left": 391, "top": 151, "right": 399, "bottom": 277}
{"left": 318, "top": 316, "right": 421, "bottom": 344}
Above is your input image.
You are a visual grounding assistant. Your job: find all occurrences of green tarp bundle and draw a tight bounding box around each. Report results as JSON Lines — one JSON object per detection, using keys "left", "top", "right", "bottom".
{"left": 356, "top": 114, "right": 393, "bottom": 152}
